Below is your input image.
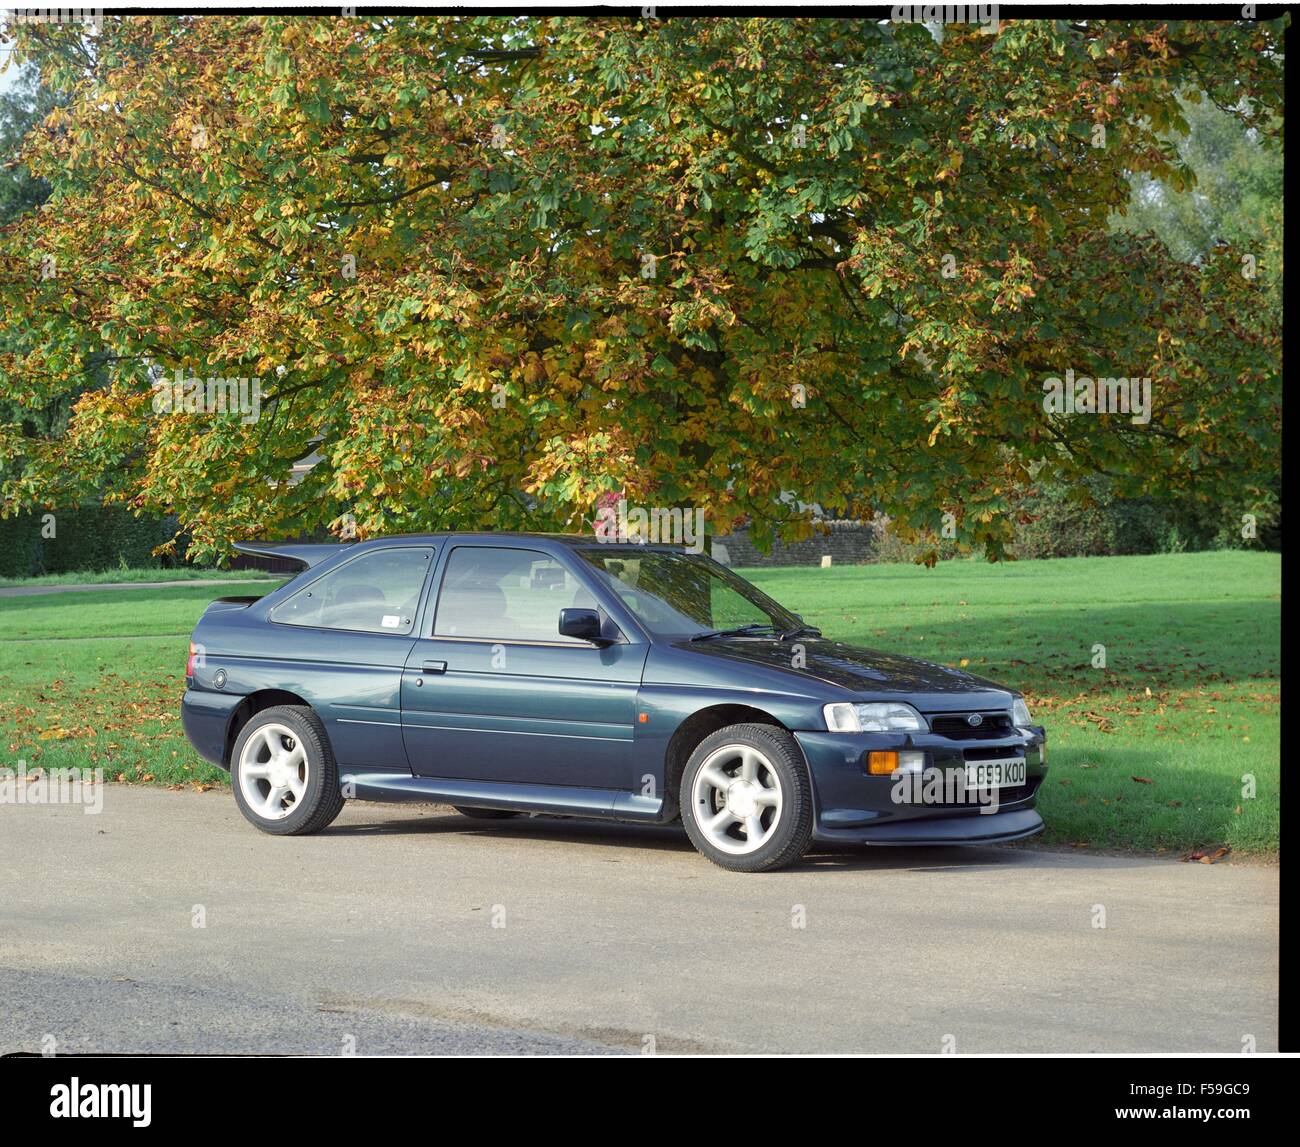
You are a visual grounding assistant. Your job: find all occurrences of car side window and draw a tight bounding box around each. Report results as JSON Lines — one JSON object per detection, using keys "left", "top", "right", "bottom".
{"left": 434, "top": 546, "right": 599, "bottom": 643}
{"left": 270, "top": 548, "right": 432, "bottom": 634}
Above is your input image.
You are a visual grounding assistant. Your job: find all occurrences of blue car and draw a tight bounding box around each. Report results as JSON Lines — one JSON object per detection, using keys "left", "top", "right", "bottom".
{"left": 182, "top": 534, "right": 1047, "bottom": 871}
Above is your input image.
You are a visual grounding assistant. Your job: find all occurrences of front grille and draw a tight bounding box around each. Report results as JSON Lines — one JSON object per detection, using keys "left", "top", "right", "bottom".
{"left": 963, "top": 745, "right": 1023, "bottom": 762}
{"left": 926, "top": 711, "right": 1013, "bottom": 739}
{"left": 981, "top": 780, "right": 1036, "bottom": 804}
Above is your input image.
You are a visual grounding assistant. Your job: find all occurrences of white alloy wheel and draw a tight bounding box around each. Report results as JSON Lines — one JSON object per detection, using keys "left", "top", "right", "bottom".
{"left": 238, "top": 721, "right": 308, "bottom": 821}
{"left": 690, "top": 742, "right": 784, "bottom": 855}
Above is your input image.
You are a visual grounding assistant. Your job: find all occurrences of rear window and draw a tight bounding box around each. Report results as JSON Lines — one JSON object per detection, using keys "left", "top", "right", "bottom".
{"left": 270, "top": 548, "right": 432, "bottom": 634}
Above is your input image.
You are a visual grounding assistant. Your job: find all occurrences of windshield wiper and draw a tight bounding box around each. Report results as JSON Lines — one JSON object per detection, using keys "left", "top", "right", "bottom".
{"left": 779, "top": 624, "right": 822, "bottom": 641}
{"left": 689, "top": 623, "right": 781, "bottom": 642}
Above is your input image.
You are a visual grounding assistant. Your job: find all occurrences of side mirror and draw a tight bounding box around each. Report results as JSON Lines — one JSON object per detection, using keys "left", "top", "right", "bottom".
{"left": 558, "top": 607, "right": 607, "bottom": 645}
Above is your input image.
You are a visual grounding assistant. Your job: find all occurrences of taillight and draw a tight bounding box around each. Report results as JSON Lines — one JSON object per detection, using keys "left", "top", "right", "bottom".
{"left": 186, "top": 642, "right": 197, "bottom": 678}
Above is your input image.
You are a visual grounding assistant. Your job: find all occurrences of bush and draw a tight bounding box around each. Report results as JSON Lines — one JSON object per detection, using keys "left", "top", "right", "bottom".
{"left": 1011, "top": 478, "right": 1132, "bottom": 559}
{"left": 870, "top": 525, "right": 968, "bottom": 565}
{"left": 870, "top": 474, "right": 1279, "bottom": 563}
{"left": 1008, "top": 475, "right": 1275, "bottom": 559}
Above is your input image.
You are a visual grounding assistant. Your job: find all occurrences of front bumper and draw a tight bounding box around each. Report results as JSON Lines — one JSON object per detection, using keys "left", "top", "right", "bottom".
{"left": 812, "top": 807, "right": 1044, "bottom": 846}
{"left": 795, "top": 725, "right": 1047, "bottom": 846}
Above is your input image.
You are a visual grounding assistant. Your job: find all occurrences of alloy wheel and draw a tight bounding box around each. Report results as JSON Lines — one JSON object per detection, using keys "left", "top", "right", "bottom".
{"left": 690, "top": 743, "right": 784, "bottom": 855}
{"left": 237, "top": 722, "right": 308, "bottom": 821}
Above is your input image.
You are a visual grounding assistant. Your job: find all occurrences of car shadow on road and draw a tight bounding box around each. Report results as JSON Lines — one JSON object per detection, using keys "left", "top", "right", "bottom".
{"left": 322, "top": 805, "right": 1159, "bottom": 873}
{"left": 325, "top": 808, "right": 694, "bottom": 856}
{"left": 797, "top": 841, "right": 1144, "bottom": 874}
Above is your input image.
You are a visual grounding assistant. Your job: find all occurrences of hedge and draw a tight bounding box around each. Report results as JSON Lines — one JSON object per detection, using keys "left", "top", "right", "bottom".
{"left": 0, "top": 506, "right": 184, "bottom": 578}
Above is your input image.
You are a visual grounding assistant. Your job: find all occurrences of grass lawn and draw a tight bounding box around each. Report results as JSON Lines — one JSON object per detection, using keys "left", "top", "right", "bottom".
{"left": 0, "top": 567, "right": 276, "bottom": 588}
{"left": 0, "top": 551, "right": 1278, "bottom": 855}
{"left": 749, "top": 551, "right": 1279, "bottom": 855}
{"left": 0, "top": 585, "right": 285, "bottom": 789}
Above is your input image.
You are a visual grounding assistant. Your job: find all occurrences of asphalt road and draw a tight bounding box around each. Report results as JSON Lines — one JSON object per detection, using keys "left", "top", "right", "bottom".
{"left": 0, "top": 786, "right": 1278, "bottom": 1054}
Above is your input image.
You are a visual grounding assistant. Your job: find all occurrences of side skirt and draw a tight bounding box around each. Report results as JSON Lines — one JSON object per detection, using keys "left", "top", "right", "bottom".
{"left": 338, "top": 771, "right": 664, "bottom": 822}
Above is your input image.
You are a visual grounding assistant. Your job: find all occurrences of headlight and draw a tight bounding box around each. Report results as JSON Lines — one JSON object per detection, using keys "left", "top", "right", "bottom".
{"left": 823, "top": 702, "right": 927, "bottom": 733}
{"left": 1012, "top": 697, "right": 1033, "bottom": 728}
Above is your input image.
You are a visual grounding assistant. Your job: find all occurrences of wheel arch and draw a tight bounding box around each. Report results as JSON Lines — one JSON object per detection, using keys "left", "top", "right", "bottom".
{"left": 223, "top": 689, "right": 314, "bottom": 767}
{"left": 659, "top": 704, "right": 791, "bottom": 823}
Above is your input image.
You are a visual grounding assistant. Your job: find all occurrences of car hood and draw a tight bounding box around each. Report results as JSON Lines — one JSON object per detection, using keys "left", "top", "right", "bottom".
{"left": 676, "top": 636, "right": 1013, "bottom": 706}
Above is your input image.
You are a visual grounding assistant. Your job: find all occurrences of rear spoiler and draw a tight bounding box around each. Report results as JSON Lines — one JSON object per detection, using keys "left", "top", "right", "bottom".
{"left": 233, "top": 541, "right": 350, "bottom": 569}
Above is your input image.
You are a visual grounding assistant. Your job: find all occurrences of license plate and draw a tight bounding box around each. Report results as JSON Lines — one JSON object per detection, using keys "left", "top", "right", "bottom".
{"left": 964, "top": 758, "right": 1027, "bottom": 790}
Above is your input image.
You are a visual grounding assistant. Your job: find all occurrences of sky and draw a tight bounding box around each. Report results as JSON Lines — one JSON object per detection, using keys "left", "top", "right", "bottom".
{"left": 0, "top": 37, "right": 21, "bottom": 96}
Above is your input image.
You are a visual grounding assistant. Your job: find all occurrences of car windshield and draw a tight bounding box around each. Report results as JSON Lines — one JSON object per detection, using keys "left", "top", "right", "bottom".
{"left": 575, "top": 548, "right": 804, "bottom": 638}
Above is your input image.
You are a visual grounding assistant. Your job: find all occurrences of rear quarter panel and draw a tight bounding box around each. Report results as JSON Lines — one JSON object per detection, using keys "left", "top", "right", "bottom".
{"left": 188, "top": 557, "right": 431, "bottom": 771}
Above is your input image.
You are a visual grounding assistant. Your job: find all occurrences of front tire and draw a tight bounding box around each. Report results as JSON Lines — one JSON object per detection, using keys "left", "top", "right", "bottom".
{"left": 680, "top": 723, "right": 814, "bottom": 872}
{"left": 231, "top": 705, "right": 345, "bottom": 836}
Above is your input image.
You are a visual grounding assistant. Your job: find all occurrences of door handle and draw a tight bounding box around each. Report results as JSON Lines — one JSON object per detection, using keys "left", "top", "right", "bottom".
{"left": 421, "top": 660, "right": 448, "bottom": 674}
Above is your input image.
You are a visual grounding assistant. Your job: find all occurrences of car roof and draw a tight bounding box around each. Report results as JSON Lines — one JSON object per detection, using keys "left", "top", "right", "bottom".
{"left": 345, "top": 532, "right": 692, "bottom": 552}
{"left": 236, "top": 533, "right": 700, "bottom": 572}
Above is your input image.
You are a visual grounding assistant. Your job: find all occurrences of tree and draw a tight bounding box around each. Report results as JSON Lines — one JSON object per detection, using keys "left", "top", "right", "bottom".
{"left": 1099, "top": 91, "right": 1285, "bottom": 544}
{"left": 1113, "top": 92, "right": 1283, "bottom": 313}
{"left": 1, "top": 60, "right": 99, "bottom": 445}
{"left": 0, "top": 63, "right": 56, "bottom": 223}
{"left": 0, "top": 15, "right": 1284, "bottom": 562}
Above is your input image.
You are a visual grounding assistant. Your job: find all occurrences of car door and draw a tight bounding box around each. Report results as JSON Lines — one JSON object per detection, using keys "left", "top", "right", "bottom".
{"left": 400, "top": 544, "right": 648, "bottom": 791}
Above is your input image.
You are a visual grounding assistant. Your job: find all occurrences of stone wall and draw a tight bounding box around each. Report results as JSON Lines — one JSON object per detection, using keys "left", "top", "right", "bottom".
{"left": 711, "top": 521, "right": 876, "bottom": 568}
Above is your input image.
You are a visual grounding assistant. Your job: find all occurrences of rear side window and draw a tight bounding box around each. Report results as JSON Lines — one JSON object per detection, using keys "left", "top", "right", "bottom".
{"left": 271, "top": 548, "right": 432, "bottom": 634}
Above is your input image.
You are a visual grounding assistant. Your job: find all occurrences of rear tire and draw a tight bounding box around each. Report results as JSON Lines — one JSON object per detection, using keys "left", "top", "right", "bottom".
{"left": 231, "top": 705, "right": 345, "bottom": 836}
{"left": 680, "top": 723, "right": 814, "bottom": 872}
{"left": 452, "top": 806, "right": 522, "bottom": 820}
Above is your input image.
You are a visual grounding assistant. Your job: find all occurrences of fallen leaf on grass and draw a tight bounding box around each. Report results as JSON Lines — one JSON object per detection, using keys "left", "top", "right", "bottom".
{"left": 1183, "top": 847, "right": 1231, "bottom": 864}
{"left": 1131, "top": 776, "right": 1154, "bottom": 784}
